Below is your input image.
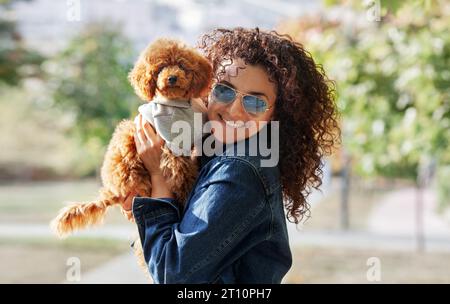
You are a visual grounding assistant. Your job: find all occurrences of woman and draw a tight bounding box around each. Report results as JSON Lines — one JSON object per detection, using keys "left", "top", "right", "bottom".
{"left": 123, "top": 27, "right": 340, "bottom": 283}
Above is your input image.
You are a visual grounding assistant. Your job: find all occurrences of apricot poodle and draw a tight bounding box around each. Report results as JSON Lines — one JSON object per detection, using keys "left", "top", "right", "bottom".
{"left": 51, "top": 38, "right": 212, "bottom": 238}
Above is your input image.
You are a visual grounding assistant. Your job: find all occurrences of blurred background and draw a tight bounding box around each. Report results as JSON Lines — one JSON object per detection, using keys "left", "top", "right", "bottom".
{"left": 0, "top": 0, "right": 448, "bottom": 283}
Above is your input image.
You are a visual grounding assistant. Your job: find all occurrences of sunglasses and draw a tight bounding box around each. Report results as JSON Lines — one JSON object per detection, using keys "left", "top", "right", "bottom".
{"left": 210, "top": 83, "right": 272, "bottom": 115}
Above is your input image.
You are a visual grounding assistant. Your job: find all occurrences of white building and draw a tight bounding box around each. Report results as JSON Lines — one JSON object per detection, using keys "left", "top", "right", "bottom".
{"left": 10, "top": 0, "right": 319, "bottom": 54}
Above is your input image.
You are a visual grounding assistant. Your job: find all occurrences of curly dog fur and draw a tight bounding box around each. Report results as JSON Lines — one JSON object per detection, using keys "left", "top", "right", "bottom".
{"left": 50, "top": 39, "right": 212, "bottom": 249}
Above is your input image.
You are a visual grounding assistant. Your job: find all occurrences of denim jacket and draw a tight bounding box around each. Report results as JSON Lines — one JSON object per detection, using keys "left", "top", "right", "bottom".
{"left": 132, "top": 133, "right": 292, "bottom": 284}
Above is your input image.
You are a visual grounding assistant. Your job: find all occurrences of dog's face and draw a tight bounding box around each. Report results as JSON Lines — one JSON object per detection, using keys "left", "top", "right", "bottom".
{"left": 129, "top": 38, "right": 212, "bottom": 101}
{"left": 155, "top": 61, "right": 193, "bottom": 100}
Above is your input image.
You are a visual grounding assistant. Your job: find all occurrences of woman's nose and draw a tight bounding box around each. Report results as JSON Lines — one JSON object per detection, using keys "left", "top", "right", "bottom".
{"left": 228, "top": 94, "right": 247, "bottom": 120}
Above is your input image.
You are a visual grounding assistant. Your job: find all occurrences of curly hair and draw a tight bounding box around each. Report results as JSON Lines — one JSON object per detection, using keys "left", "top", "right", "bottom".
{"left": 198, "top": 27, "right": 341, "bottom": 224}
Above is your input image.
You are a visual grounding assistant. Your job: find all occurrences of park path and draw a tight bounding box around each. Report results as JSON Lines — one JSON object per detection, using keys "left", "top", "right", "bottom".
{"left": 0, "top": 223, "right": 135, "bottom": 239}
{"left": 74, "top": 250, "right": 150, "bottom": 284}
{"left": 368, "top": 187, "right": 450, "bottom": 238}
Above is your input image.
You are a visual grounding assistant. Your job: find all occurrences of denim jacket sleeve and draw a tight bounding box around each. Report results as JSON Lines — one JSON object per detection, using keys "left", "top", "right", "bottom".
{"left": 132, "top": 157, "right": 268, "bottom": 283}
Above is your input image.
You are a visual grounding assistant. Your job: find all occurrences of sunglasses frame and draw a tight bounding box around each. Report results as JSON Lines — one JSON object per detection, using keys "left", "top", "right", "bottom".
{"left": 210, "top": 82, "right": 273, "bottom": 115}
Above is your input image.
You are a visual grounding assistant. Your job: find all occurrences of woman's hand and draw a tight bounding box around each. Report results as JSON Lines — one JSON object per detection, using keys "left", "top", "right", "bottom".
{"left": 134, "top": 114, "right": 174, "bottom": 199}
{"left": 134, "top": 114, "right": 165, "bottom": 175}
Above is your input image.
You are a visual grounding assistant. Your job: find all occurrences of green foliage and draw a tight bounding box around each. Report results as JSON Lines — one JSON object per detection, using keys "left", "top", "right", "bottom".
{"left": 0, "top": 0, "right": 31, "bottom": 7}
{"left": 291, "top": 2, "right": 449, "bottom": 183}
{"left": 0, "top": 1, "right": 44, "bottom": 85}
{"left": 323, "top": 0, "right": 439, "bottom": 15}
{"left": 47, "top": 23, "right": 140, "bottom": 148}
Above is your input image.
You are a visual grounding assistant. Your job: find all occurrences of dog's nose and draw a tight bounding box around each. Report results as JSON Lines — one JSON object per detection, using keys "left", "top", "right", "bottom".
{"left": 168, "top": 75, "right": 177, "bottom": 85}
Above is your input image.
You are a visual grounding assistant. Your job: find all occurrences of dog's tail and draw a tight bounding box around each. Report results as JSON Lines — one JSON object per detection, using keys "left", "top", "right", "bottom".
{"left": 50, "top": 191, "right": 121, "bottom": 238}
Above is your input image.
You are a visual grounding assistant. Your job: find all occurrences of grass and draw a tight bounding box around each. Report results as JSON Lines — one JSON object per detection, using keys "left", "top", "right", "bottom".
{"left": 0, "top": 178, "right": 129, "bottom": 224}
{"left": 0, "top": 236, "right": 130, "bottom": 283}
{"left": 284, "top": 245, "right": 450, "bottom": 283}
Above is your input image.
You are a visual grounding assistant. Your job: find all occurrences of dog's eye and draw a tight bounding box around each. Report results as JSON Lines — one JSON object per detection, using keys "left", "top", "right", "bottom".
{"left": 156, "top": 66, "right": 166, "bottom": 74}
{"left": 178, "top": 62, "right": 189, "bottom": 71}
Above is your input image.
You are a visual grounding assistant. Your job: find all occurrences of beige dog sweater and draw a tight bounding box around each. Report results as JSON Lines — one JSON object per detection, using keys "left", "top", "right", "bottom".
{"left": 135, "top": 96, "right": 205, "bottom": 156}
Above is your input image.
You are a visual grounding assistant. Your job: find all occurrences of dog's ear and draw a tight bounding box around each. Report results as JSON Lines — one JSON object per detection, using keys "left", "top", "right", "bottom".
{"left": 128, "top": 55, "right": 157, "bottom": 101}
{"left": 190, "top": 53, "right": 213, "bottom": 98}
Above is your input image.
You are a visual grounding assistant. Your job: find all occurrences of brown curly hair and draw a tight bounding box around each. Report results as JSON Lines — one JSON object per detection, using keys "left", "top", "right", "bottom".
{"left": 198, "top": 27, "right": 341, "bottom": 224}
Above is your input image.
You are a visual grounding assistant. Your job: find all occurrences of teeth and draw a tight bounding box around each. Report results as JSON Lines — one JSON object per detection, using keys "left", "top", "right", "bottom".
{"left": 224, "top": 119, "right": 245, "bottom": 128}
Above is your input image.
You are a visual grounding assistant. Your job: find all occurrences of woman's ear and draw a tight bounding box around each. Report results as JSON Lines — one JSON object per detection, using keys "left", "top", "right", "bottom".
{"left": 128, "top": 58, "right": 156, "bottom": 101}
{"left": 191, "top": 54, "right": 213, "bottom": 98}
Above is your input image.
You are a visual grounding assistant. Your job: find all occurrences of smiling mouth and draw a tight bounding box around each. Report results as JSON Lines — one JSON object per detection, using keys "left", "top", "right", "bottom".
{"left": 218, "top": 114, "right": 246, "bottom": 128}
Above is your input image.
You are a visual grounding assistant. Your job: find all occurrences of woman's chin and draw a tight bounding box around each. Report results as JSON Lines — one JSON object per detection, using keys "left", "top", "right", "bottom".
{"left": 211, "top": 126, "right": 250, "bottom": 144}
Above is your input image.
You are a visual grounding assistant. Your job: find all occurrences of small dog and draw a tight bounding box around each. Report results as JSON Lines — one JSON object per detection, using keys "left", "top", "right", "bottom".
{"left": 51, "top": 38, "right": 212, "bottom": 237}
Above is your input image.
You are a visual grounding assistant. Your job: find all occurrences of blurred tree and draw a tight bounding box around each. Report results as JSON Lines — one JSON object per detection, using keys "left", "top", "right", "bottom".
{"left": 48, "top": 23, "right": 139, "bottom": 149}
{"left": 323, "top": 0, "right": 437, "bottom": 16}
{"left": 0, "top": 0, "right": 44, "bottom": 85}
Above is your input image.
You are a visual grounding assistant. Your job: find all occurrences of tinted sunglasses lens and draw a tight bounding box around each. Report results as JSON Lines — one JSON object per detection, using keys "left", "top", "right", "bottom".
{"left": 212, "top": 84, "right": 235, "bottom": 103}
{"left": 243, "top": 95, "right": 268, "bottom": 114}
